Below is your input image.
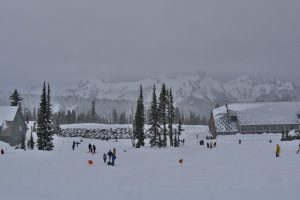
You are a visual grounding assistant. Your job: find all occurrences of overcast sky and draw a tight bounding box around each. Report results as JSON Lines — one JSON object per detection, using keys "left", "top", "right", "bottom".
{"left": 0, "top": 0, "right": 299, "bottom": 89}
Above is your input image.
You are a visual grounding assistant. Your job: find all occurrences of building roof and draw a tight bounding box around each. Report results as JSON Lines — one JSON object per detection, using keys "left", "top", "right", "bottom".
{"left": 213, "top": 102, "right": 300, "bottom": 133}
{"left": 0, "top": 106, "right": 19, "bottom": 125}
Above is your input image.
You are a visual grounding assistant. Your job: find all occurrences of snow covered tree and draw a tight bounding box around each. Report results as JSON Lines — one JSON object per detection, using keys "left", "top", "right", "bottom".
{"left": 10, "top": 89, "right": 23, "bottom": 111}
{"left": 27, "top": 131, "right": 35, "bottom": 150}
{"left": 112, "top": 109, "right": 118, "bottom": 124}
{"left": 158, "top": 84, "right": 168, "bottom": 147}
{"left": 134, "top": 85, "right": 145, "bottom": 148}
{"left": 37, "top": 82, "right": 54, "bottom": 151}
{"left": 90, "top": 100, "right": 98, "bottom": 123}
{"left": 177, "top": 120, "right": 183, "bottom": 146}
{"left": 168, "top": 88, "right": 175, "bottom": 146}
{"left": 149, "top": 85, "right": 161, "bottom": 147}
{"left": 45, "top": 83, "right": 54, "bottom": 151}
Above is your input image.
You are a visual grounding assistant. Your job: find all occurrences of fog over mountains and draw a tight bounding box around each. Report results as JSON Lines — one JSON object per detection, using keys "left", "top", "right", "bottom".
{"left": 1, "top": 72, "right": 299, "bottom": 117}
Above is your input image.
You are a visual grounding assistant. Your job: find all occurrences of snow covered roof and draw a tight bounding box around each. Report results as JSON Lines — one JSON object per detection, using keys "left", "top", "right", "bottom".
{"left": 213, "top": 102, "right": 300, "bottom": 133}
{"left": 0, "top": 106, "right": 19, "bottom": 125}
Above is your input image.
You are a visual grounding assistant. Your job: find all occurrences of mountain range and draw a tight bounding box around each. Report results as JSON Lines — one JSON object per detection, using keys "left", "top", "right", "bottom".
{"left": 1, "top": 71, "right": 299, "bottom": 117}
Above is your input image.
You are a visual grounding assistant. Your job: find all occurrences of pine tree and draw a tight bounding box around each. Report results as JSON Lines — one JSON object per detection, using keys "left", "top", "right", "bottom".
{"left": 37, "top": 83, "right": 47, "bottom": 150}
{"left": 149, "top": 85, "right": 161, "bottom": 147}
{"left": 45, "top": 83, "right": 54, "bottom": 151}
{"left": 27, "top": 131, "right": 35, "bottom": 150}
{"left": 177, "top": 120, "right": 183, "bottom": 146}
{"left": 134, "top": 85, "right": 145, "bottom": 148}
{"left": 90, "top": 101, "right": 98, "bottom": 122}
{"left": 37, "top": 82, "right": 54, "bottom": 151}
{"left": 168, "top": 88, "right": 175, "bottom": 146}
{"left": 10, "top": 89, "right": 23, "bottom": 111}
{"left": 158, "top": 84, "right": 168, "bottom": 147}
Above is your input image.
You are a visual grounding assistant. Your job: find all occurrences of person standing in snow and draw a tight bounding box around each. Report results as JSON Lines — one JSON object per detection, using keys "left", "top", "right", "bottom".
{"left": 113, "top": 148, "right": 116, "bottom": 155}
{"left": 296, "top": 144, "right": 300, "bottom": 154}
{"left": 92, "top": 145, "right": 96, "bottom": 154}
{"left": 103, "top": 153, "right": 107, "bottom": 163}
{"left": 108, "top": 150, "right": 113, "bottom": 160}
{"left": 275, "top": 144, "right": 281, "bottom": 157}
{"left": 88, "top": 143, "right": 92, "bottom": 153}
{"left": 112, "top": 154, "right": 116, "bottom": 166}
{"left": 1, "top": 149, "right": 4, "bottom": 155}
{"left": 72, "top": 142, "right": 75, "bottom": 151}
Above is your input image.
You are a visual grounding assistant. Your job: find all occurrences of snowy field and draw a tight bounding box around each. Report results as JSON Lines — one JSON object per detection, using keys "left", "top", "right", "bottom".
{"left": 1, "top": 125, "right": 300, "bottom": 200}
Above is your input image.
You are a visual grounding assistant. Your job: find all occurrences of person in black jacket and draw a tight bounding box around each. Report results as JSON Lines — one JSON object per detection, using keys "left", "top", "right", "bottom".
{"left": 108, "top": 150, "right": 113, "bottom": 160}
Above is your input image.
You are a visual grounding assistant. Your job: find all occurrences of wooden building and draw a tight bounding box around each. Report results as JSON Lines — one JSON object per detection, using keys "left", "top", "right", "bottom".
{"left": 0, "top": 106, "right": 26, "bottom": 146}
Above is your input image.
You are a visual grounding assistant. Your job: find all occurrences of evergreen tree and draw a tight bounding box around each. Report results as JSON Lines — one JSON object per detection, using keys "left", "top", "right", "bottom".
{"left": 45, "top": 83, "right": 54, "bottom": 151}
{"left": 158, "top": 84, "right": 168, "bottom": 147}
{"left": 177, "top": 120, "right": 183, "bottom": 146}
{"left": 149, "top": 85, "right": 161, "bottom": 147}
{"left": 37, "top": 83, "right": 47, "bottom": 150}
{"left": 10, "top": 89, "right": 23, "bottom": 111}
{"left": 134, "top": 85, "right": 145, "bottom": 148}
{"left": 37, "top": 82, "right": 54, "bottom": 151}
{"left": 112, "top": 109, "right": 118, "bottom": 124}
{"left": 168, "top": 88, "right": 175, "bottom": 146}
{"left": 90, "top": 101, "right": 98, "bottom": 122}
{"left": 27, "top": 131, "right": 35, "bottom": 150}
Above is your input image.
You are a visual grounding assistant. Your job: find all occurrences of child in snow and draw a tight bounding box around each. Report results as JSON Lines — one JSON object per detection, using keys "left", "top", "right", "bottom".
{"left": 103, "top": 153, "right": 107, "bottom": 163}
{"left": 276, "top": 144, "right": 281, "bottom": 157}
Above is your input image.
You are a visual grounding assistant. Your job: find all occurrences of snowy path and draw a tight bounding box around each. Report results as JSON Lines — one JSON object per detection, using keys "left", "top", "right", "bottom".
{"left": 1, "top": 125, "right": 300, "bottom": 200}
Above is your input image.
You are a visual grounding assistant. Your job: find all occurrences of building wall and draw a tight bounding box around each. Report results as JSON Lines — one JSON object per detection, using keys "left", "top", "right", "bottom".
{"left": 0, "top": 110, "right": 26, "bottom": 146}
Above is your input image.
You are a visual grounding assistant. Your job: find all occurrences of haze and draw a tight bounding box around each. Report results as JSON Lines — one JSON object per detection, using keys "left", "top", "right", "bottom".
{"left": 0, "top": 0, "right": 299, "bottom": 89}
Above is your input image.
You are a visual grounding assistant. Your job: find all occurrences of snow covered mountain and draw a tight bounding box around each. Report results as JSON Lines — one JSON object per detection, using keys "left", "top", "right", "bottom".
{"left": 1, "top": 72, "right": 300, "bottom": 116}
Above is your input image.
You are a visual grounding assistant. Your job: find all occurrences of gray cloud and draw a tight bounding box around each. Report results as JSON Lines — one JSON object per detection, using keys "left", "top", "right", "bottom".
{"left": 0, "top": 0, "right": 299, "bottom": 90}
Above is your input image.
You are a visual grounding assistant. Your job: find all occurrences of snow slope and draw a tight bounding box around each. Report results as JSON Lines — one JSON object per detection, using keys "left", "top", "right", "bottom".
{"left": 1, "top": 125, "right": 300, "bottom": 200}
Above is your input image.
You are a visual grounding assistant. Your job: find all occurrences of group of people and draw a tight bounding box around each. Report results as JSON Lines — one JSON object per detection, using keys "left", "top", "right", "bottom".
{"left": 88, "top": 143, "right": 97, "bottom": 154}
{"left": 72, "top": 141, "right": 81, "bottom": 151}
{"left": 103, "top": 148, "right": 117, "bottom": 166}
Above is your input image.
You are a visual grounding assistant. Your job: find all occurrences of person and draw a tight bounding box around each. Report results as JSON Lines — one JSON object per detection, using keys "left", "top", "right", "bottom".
{"left": 112, "top": 154, "right": 116, "bottom": 166}
{"left": 108, "top": 150, "right": 113, "bottom": 160}
{"left": 206, "top": 142, "right": 209, "bottom": 148}
{"left": 92, "top": 145, "right": 96, "bottom": 154}
{"left": 269, "top": 140, "right": 272, "bottom": 143}
{"left": 209, "top": 142, "right": 213, "bottom": 149}
{"left": 196, "top": 134, "right": 198, "bottom": 139}
{"left": 1, "top": 149, "right": 4, "bottom": 155}
{"left": 296, "top": 144, "right": 300, "bottom": 154}
{"left": 76, "top": 141, "right": 80, "bottom": 147}
{"left": 275, "top": 144, "right": 281, "bottom": 157}
{"left": 213, "top": 142, "right": 216, "bottom": 147}
{"left": 113, "top": 148, "right": 116, "bottom": 155}
{"left": 88, "top": 143, "right": 92, "bottom": 153}
{"left": 239, "top": 139, "right": 242, "bottom": 144}
{"left": 182, "top": 139, "right": 185, "bottom": 146}
{"left": 72, "top": 142, "right": 75, "bottom": 151}
{"left": 103, "top": 153, "right": 107, "bottom": 163}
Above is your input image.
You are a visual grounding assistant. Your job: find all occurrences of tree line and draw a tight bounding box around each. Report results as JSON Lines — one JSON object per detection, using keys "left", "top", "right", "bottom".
{"left": 133, "top": 84, "right": 184, "bottom": 148}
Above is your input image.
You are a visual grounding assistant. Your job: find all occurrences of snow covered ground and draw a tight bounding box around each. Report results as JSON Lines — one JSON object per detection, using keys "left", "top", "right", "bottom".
{"left": 1, "top": 125, "right": 300, "bottom": 200}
